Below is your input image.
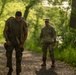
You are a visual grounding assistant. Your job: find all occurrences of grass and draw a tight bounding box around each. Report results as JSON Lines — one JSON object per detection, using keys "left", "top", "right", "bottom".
{"left": 25, "top": 41, "right": 76, "bottom": 67}
{"left": 55, "top": 45, "right": 76, "bottom": 67}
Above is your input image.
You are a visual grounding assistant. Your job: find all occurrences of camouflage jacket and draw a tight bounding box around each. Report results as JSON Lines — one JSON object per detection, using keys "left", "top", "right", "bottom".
{"left": 40, "top": 25, "right": 56, "bottom": 44}
{"left": 3, "top": 17, "right": 28, "bottom": 44}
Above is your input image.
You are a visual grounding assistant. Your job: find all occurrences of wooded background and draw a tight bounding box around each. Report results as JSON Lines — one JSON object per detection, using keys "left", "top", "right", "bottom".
{"left": 0, "top": 0, "right": 76, "bottom": 67}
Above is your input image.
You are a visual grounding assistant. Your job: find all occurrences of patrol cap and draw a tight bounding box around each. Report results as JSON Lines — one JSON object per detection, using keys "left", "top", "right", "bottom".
{"left": 44, "top": 18, "right": 50, "bottom": 22}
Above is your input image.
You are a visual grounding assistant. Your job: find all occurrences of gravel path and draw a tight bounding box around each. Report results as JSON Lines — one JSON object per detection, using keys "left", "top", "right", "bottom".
{"left": 0, "top": 44, "right": 76, "bottom": 75}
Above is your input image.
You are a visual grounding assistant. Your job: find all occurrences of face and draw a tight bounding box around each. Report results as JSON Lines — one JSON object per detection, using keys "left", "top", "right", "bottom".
{"left": 45, "top": 21, "right": 49, "bottom": 26}
{"left": 15, "top": 16, "right": 22, "bottom": 22}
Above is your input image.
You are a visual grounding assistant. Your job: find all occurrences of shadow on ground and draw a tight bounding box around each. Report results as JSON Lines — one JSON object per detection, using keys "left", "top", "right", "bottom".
{"left": 35, "top": 66, "right": 57, "bottom": 75}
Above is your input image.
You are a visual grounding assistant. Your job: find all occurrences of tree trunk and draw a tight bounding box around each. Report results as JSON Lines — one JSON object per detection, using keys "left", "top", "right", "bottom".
{"left": 23, "top": 0, "right": 42, "bottom": 21}
{"left": 23, "top": 6, "right": 31, "bottom": 21}
{"left": 70, "top": 0, "right": 76, "bottom": 28}
{"left": 0, "top": 0, "right": 7, "bottom": 16}
{"left": 23, "top": 1, "right": 36, "bottom": 21}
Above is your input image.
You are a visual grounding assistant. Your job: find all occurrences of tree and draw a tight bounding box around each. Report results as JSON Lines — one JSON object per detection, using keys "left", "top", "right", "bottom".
{"left": 0, "top": 0, "right": 7, "bottom": 16}
{"left": 22, "top": 0, "right": 43, "bottom": 20}
{"left": 70, "top": 0, "right": 76, "bottom": 28}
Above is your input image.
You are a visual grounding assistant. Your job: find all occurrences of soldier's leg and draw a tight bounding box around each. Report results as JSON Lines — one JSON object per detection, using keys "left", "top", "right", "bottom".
{"left": 15, "top": 47, "right": 24, "bottom": 75}
{"left": 49, "top": 45, "right": 55, "bottom": 67}
{"left": 41, "top": 44, "right": 47, "bottom": 66}
{"left": 6, "top": 45, "right": 14, "bottom": 75}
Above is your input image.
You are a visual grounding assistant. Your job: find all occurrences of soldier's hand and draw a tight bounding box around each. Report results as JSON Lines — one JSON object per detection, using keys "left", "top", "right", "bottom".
{"left": 6, "top": 41, "right": 11, "bottom": 45}
{"left": 19, "top": 44, "right": 23, "bottom": 48}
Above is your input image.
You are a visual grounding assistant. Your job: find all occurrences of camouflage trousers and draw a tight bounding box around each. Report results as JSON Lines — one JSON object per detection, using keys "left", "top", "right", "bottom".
{"left": 4, "top": 43, "right": 24, "bottom": 73}
{"left": 42, "top": 43, "right": 55, "bottom": 62}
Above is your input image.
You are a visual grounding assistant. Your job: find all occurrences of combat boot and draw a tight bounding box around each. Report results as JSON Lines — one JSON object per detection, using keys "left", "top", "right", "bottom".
{"left": 51, "top": 61, "right": 55, "bottom": 67}
{"left": 41, "top": 57, "right": 46, "bottom": 66}
{"left": 7, "top": 67, "right": 13, "bottom": 75}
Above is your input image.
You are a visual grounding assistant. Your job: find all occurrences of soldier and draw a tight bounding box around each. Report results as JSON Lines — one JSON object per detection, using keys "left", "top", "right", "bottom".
{"left": 40, "top": 19, "right": 56, "bottom": 67}
{"left": 3, "top": 11, "right": 28, "bottom": 75}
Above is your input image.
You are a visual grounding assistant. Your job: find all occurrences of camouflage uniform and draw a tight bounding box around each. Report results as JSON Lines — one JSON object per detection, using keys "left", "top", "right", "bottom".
{"left": 3, "top": 17, "right": 28, "bottom": 74}
{"left": 40, "top": 24, "right": 56, "bottom": 67}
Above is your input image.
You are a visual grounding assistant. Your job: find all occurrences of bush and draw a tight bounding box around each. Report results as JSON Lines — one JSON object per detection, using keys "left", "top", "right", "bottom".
{"left": 55, "top": 45, "right": 76, "bottom": 66}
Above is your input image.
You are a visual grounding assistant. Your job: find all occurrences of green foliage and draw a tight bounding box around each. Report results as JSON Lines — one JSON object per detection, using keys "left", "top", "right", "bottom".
{"left": 48, "top": 0, "right": 71, "bottom": 5}
{"left": 55, "top": 45, "right": 76, "bottom": 66}
{"left": 0, "top": 0, "right": 76, "bottom": 67}
{"left": 25, "top": 39, "right": 42, "bottom": 53}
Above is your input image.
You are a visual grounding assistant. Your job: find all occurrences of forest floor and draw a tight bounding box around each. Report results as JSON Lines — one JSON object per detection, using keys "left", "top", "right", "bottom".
{"left": 0, "top": 44, "right": 76, "bottom": 75}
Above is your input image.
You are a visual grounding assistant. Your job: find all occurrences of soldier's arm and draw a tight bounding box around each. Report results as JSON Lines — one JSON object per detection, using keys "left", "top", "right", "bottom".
{"left": 22, "top": 22, "right": 28, "bottom": 44}
{"left": 54, "top": 30, "right": 56, "bottom": 43}
{"left": 52, "top": 28, "right": 56, "bottom": 43}
{"left": 40, "top": 29, "right": 43, "bottom": 39}
{"left": 39, "top": 29, "right": 43, "bottom": 43}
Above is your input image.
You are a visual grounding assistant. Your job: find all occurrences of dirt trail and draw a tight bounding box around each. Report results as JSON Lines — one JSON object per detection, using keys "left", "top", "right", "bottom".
{"left": 0, "top": 44, "right": 76, "bottom": 75}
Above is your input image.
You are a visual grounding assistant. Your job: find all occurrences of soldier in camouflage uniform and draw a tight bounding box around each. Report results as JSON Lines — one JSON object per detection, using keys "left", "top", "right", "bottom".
{"left": 40, "top": 19, "right": 56, "bottom": 67}
{"left": 3, "top": 11, "right": 28, "bottom": 75}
